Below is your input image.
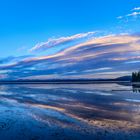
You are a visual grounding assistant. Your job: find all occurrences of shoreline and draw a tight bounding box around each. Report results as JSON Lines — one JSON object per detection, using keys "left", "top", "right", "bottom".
{"left": 0, "top": 80, "right": 131, "bottom": 84}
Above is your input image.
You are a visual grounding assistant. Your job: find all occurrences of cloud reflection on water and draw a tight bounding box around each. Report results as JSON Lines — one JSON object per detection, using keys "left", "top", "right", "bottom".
{"left": 0, "top": 83, "right": 139, "bottom": 139}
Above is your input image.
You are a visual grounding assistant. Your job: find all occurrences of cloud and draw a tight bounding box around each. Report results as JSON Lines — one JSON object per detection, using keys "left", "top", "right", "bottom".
{"left": 127, "top": 12, "right": 140, "bottom": 17}
{"left": 30, "top": 32, "right": 96, "bottom": 52}
{"left": 117, "top": 7, "right": 140, "bottom": 19}
{"left": 117, "top": 16, "right": 123, "bottom": 19}
{"left": 0, "top": 55, "right": 33, "bottom": 66}
{"left": 125, "top": 60, "right": 140, "bottom": 64}
{"left": 133, "top": 7, "right": 140, "bottom": 11}
{"left": 0, "top": 32, "right": 140, "bottom": 80}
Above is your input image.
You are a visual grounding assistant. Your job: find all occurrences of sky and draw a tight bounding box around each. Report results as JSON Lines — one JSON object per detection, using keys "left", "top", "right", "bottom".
{"left": 0, "top": 0, "right": 140, "bottom": 80}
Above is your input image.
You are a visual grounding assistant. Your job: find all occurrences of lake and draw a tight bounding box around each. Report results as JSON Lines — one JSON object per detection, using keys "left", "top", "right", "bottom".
{"left": 0, "top": 83, "right": 139, "bottom": 140}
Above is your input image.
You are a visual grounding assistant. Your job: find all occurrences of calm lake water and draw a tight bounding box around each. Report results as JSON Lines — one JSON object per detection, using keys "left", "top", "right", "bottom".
{"left": 0, "top": 83, "right": 140, "bottom": 140}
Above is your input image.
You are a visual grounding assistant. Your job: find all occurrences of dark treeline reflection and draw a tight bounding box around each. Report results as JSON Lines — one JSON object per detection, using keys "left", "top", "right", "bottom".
{"left": 117, "top": 82, "right": 140, "bottom": 93}
{"left": 132, "top": 86, "right": 140, "bottom": 93}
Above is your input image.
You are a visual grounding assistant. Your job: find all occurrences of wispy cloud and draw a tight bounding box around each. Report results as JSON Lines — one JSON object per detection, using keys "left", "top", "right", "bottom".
{"left": 132, "top": 7, "right": 140, "bottom": 11}
{"left": 30, "top": 32, "right": 95, "bottom": 53}
{"left": 117, "top": 7, "right": 140, "bottom": 19}
{"left": 117, "top": 16, "right": 123, "bottom": 19}
{"left": 0, "top": 32, "right": 140, "bottom": 80}
{"left": 127, "top": 12, "right": 140, "bottom": 17}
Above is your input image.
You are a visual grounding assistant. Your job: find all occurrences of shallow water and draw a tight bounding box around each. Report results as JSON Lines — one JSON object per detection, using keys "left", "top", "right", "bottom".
{"left": 0, "top": 83, "right": 140, "bottom": 140}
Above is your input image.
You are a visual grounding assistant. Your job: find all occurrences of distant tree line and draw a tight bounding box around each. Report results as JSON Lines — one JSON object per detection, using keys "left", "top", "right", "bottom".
{"left": 132, "top": 71, "right": 140, "bottom": 82}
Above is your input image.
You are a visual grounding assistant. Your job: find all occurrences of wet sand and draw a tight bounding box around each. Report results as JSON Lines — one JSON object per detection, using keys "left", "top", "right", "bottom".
{"left": 0, "top": 83, "right": 139, "bottom": 139}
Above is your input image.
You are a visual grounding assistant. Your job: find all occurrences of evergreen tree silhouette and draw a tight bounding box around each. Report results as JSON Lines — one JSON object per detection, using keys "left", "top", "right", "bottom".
{"left": 132, "top": 71, "right": 140, "bottom": 82}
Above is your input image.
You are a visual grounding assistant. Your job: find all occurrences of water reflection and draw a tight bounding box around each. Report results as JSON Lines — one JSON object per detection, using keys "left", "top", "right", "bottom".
{"left": 0, "top": 83, "right": 139, "bottom": 140}
{"left": 132, "top": 85, "right": 140, "bottom": 93}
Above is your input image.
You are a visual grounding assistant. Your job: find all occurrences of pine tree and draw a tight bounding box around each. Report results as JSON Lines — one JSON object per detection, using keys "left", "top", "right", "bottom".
{"left": 132, "top": 71, "right": 140, "bottom": 82}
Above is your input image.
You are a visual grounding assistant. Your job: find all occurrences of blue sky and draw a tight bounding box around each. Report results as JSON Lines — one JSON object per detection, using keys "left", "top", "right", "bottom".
{"left": 0, "top": 0, "right": 140, "bottom": 79}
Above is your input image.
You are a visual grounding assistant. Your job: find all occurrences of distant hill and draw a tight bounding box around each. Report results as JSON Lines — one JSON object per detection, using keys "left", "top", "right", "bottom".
{"left": 0, "top": 76, "right": 132, "bottom": 84}
{"left": 115, "top": 76, "right": 132, "bottom": 81}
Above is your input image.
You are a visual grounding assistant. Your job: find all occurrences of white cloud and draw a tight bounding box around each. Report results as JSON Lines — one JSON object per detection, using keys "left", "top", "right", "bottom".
{"left": 125, "top": 60, "right": 140, "bottom": 64}
{"left": 117, "top": 16, "right": 123, "bottom": 19}
{"left": 133, "top": 7, "right": 140, "bottom": 11}
{"left": 30, "top": 32, "right": 95, "bottom": 52}
{"left": 117, "top": 7, "right": 140, "bottom": 19}
{"left": 127, "top": 12, "right": 140, "bottom": 17}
